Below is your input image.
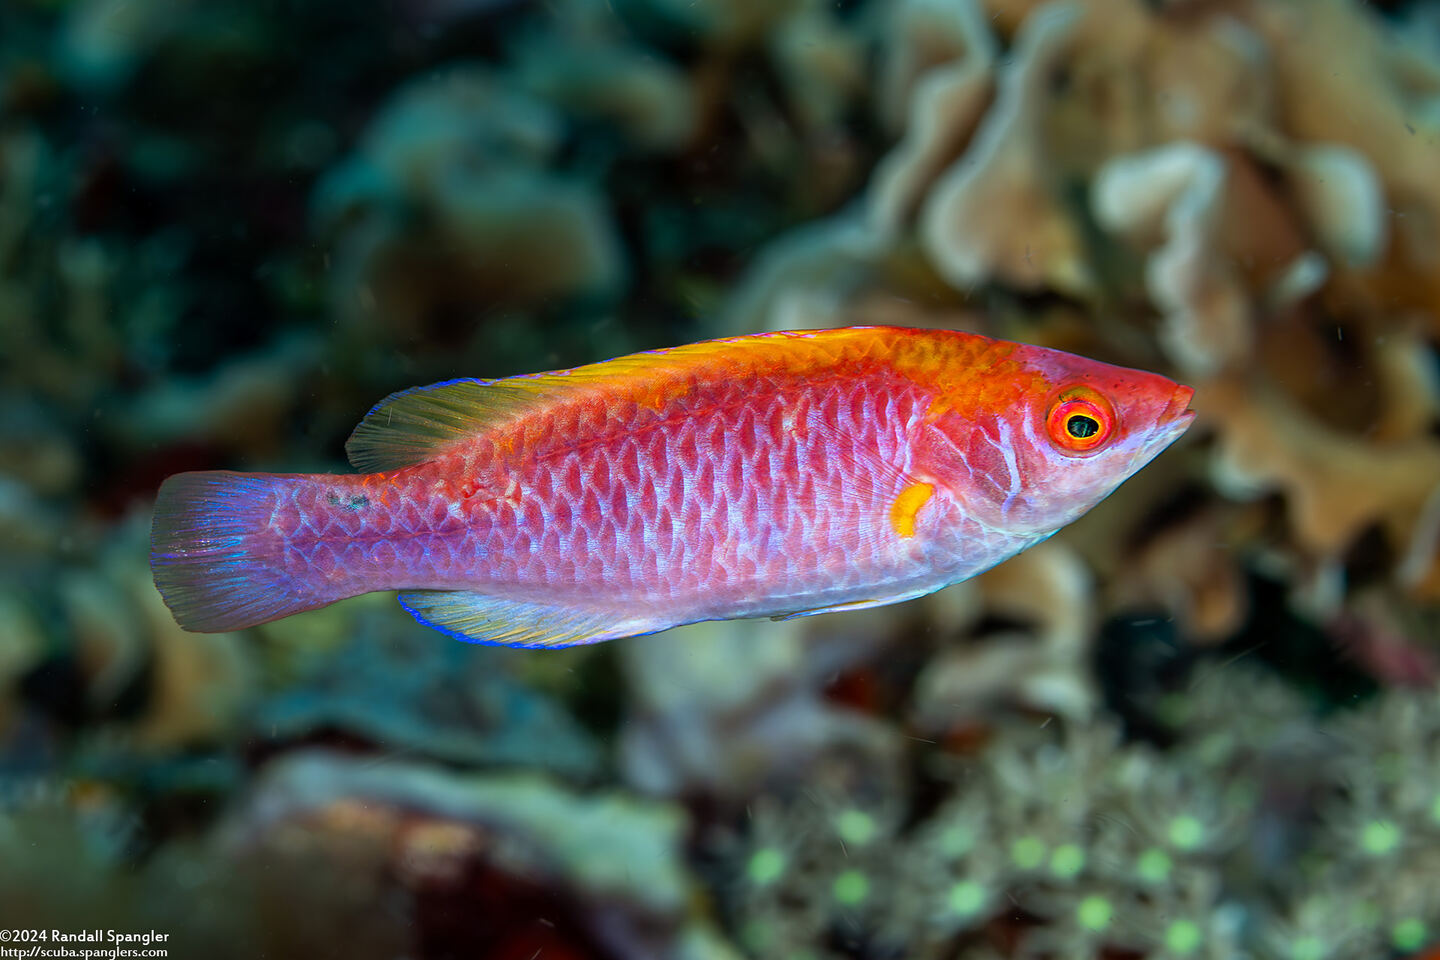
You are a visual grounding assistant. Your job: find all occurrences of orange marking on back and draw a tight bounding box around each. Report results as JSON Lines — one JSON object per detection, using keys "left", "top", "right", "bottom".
{"left": 890, "top": 482, "right": 935, "bottom": 538}
{"left": 883, "top": 336, "right": 1049, "bottom": 424}
{"left": 480, "top": 327, "right": 1046, "bottom": 463}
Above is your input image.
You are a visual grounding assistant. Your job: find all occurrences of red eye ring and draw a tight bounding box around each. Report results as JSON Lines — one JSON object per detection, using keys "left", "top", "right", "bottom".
{"left": 1045, "top": 387, "right": 1116, "bottom": 455}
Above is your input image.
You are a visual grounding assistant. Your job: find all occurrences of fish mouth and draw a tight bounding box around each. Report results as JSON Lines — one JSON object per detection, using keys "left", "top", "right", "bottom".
{"left": 1158, "top": 384, "right": 1197, "bottom": 432}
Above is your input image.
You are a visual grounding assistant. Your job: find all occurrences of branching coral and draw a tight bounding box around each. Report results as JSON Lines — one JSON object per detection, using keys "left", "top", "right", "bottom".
{"left": 1244, "top": 0, "right": 1440, "bottom": 300}
{"left": 1274, "top": 141, "right": 1387, "bottom": 271}
{"left": 1204, "top": 376, "right": 1440, "bottom": 602}
{"left": 617, "top": 0, "right": 867, "bottom": 144}
{"left": 868, "top": 0, "right": 997, "bottom": 242}
{"left": 510, "top": 0, "right": 697, "bottom": 153}
{"left": 1091, "top": 143, "right": 1249, "bottom": 376}
{"left": 919, "top": 2, "right": 1093, "bottom": 297}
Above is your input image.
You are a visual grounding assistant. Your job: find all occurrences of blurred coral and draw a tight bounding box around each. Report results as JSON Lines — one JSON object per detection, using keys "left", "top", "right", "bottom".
{"left": 913, "top": 541, "right": 1099, "bottom": 724}
{"left": 920, "top": 3, "right": 1092, "bottom": 298}
{"left": 717, "top": 660, "right": 1440, "bottom": 960}
{"left": 619, "top": 618, "right": 904, "bottom": 798}
{"left": 728, "top": 0, "right": 1440, "bottom": 682}
{"left": 314, "top": 66, "right": 626, "bottom": 343}
{"left": 1092, "top": 142, "right": 1252, "bottom": 375}
{"left": 228, "top": 750, "right": 732, "bottom": 959}
{"left": 255, "top": 611, "right": 602, "bottom": 778}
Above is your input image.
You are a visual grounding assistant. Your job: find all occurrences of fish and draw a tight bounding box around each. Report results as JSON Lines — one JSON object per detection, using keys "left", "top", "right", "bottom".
{"left": 150, "top": 326, "right": 1195, "bottom": 648}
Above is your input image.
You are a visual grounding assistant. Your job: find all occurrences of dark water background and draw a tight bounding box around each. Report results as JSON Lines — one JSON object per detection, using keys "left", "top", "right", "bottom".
{"left": 2, "top": 0, "right": 1440, "bottom": 958}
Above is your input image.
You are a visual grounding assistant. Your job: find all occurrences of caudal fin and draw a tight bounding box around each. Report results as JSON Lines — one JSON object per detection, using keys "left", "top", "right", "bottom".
{"left": 150, "top": 471, "right": 315, "bottom": 632}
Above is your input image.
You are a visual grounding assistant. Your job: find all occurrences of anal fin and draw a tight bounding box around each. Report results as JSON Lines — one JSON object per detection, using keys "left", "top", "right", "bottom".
{"left": 398, "top": 590, "right": 642, "bottom": 649}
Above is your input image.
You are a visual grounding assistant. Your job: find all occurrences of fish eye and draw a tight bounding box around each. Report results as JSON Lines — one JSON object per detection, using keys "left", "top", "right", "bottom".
{"left": 1045, "top": 388, "right": 1115, "bottom": 455}
{"left": 1066, "top": 414, "right": 1099, "bottom": 439}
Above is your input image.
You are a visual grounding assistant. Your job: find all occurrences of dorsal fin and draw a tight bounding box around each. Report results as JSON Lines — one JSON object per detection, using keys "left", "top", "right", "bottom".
{"left": 344, "top": 327, "right": 903, "bottom": 472}
{"left": 345, "top": 378, "right": 549, "bottom": 471}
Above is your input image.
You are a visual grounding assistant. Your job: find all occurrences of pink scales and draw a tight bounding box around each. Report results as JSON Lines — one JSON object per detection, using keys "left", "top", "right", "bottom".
{"left": 151, "top": 327, "right": 1193, "bottom": 647}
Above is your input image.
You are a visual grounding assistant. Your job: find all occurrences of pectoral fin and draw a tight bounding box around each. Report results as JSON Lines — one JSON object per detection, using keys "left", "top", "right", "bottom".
{"left": 768, "top": 586, "right": 941, "bottom": 621}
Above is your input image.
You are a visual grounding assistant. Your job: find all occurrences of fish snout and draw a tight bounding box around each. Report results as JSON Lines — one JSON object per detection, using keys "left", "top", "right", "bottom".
{"left": 1158, "top": 384, "right": 1197, "bottom": 432}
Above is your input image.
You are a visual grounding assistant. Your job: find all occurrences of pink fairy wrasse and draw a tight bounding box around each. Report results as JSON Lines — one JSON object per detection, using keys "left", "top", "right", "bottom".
{"left": 150, "top": 327, "right": 1195, "bottom": 648}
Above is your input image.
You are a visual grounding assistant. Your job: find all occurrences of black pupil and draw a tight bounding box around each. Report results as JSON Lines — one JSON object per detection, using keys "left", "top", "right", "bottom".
{"left": 1067, "top": 415, "right": 1099, "bottom": 439}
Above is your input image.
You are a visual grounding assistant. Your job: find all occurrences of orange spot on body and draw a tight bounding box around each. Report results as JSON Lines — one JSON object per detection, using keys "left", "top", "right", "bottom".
{"left": 890, "top": 481, "right": 935, "bottom": 538}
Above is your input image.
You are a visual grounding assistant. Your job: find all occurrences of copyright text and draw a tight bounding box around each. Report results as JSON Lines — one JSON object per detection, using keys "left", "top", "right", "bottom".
{"left": 0, "top": 930, "right": 167, "bottom": 959}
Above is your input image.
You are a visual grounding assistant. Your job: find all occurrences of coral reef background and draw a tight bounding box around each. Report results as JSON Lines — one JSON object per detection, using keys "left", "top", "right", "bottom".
{"left": 2, "top": 0, "right": 1440, "bottom": 957}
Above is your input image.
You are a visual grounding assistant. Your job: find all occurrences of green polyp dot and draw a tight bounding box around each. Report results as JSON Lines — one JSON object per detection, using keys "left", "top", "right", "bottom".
{"left": 1392, "top": 918, "right": 1427, "bottom": 952}
{"left": 1076, "top": 894, "right": 1112, "bottom": 932}
{"left": 835, "top": 809, "right": 876, "bottom": 847}
{"left": 1165, "top": 919, "right": 1202, "bottom": 954}
{"left": 832, "top": 869, "right": 869, "bottom": 906}
{"left": 1011, "top": 835, "right": 1046, "bottom": 870}
{"left": 940, "top": 824, "right": 975, "bottom": 858}
{"left": 747, "top": 847, "right": 786, "bottom": 886}
{"left": 1168, "top": 814, "right": 1205, "bottom": 851}
{"left": 1136, "top": 847, "right": 1172, "bottom": 883}
{"left": 1049, "top": 843, "right": 1085, "bottom": 878}
{"left": 1430, "top": 793, "right": 1440, "bottom": 825}
{"left": 1360, "top": 819, "right": 1401, "bottom": 856}
{"left": 1291, "top": 935, "right": 1326, "bottom": 960}
{"left": 948, "top": 880, "right": 986, "bottom": 916}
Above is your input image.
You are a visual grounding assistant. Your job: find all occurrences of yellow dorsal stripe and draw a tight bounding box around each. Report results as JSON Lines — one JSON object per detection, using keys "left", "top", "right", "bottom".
{"left": 890, "top": 482, "right": 934, "bottom": 538}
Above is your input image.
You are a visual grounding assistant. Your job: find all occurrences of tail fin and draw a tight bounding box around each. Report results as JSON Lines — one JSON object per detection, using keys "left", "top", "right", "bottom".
{"left": 150, "top": 471, "right": 315, "bottom": 632}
